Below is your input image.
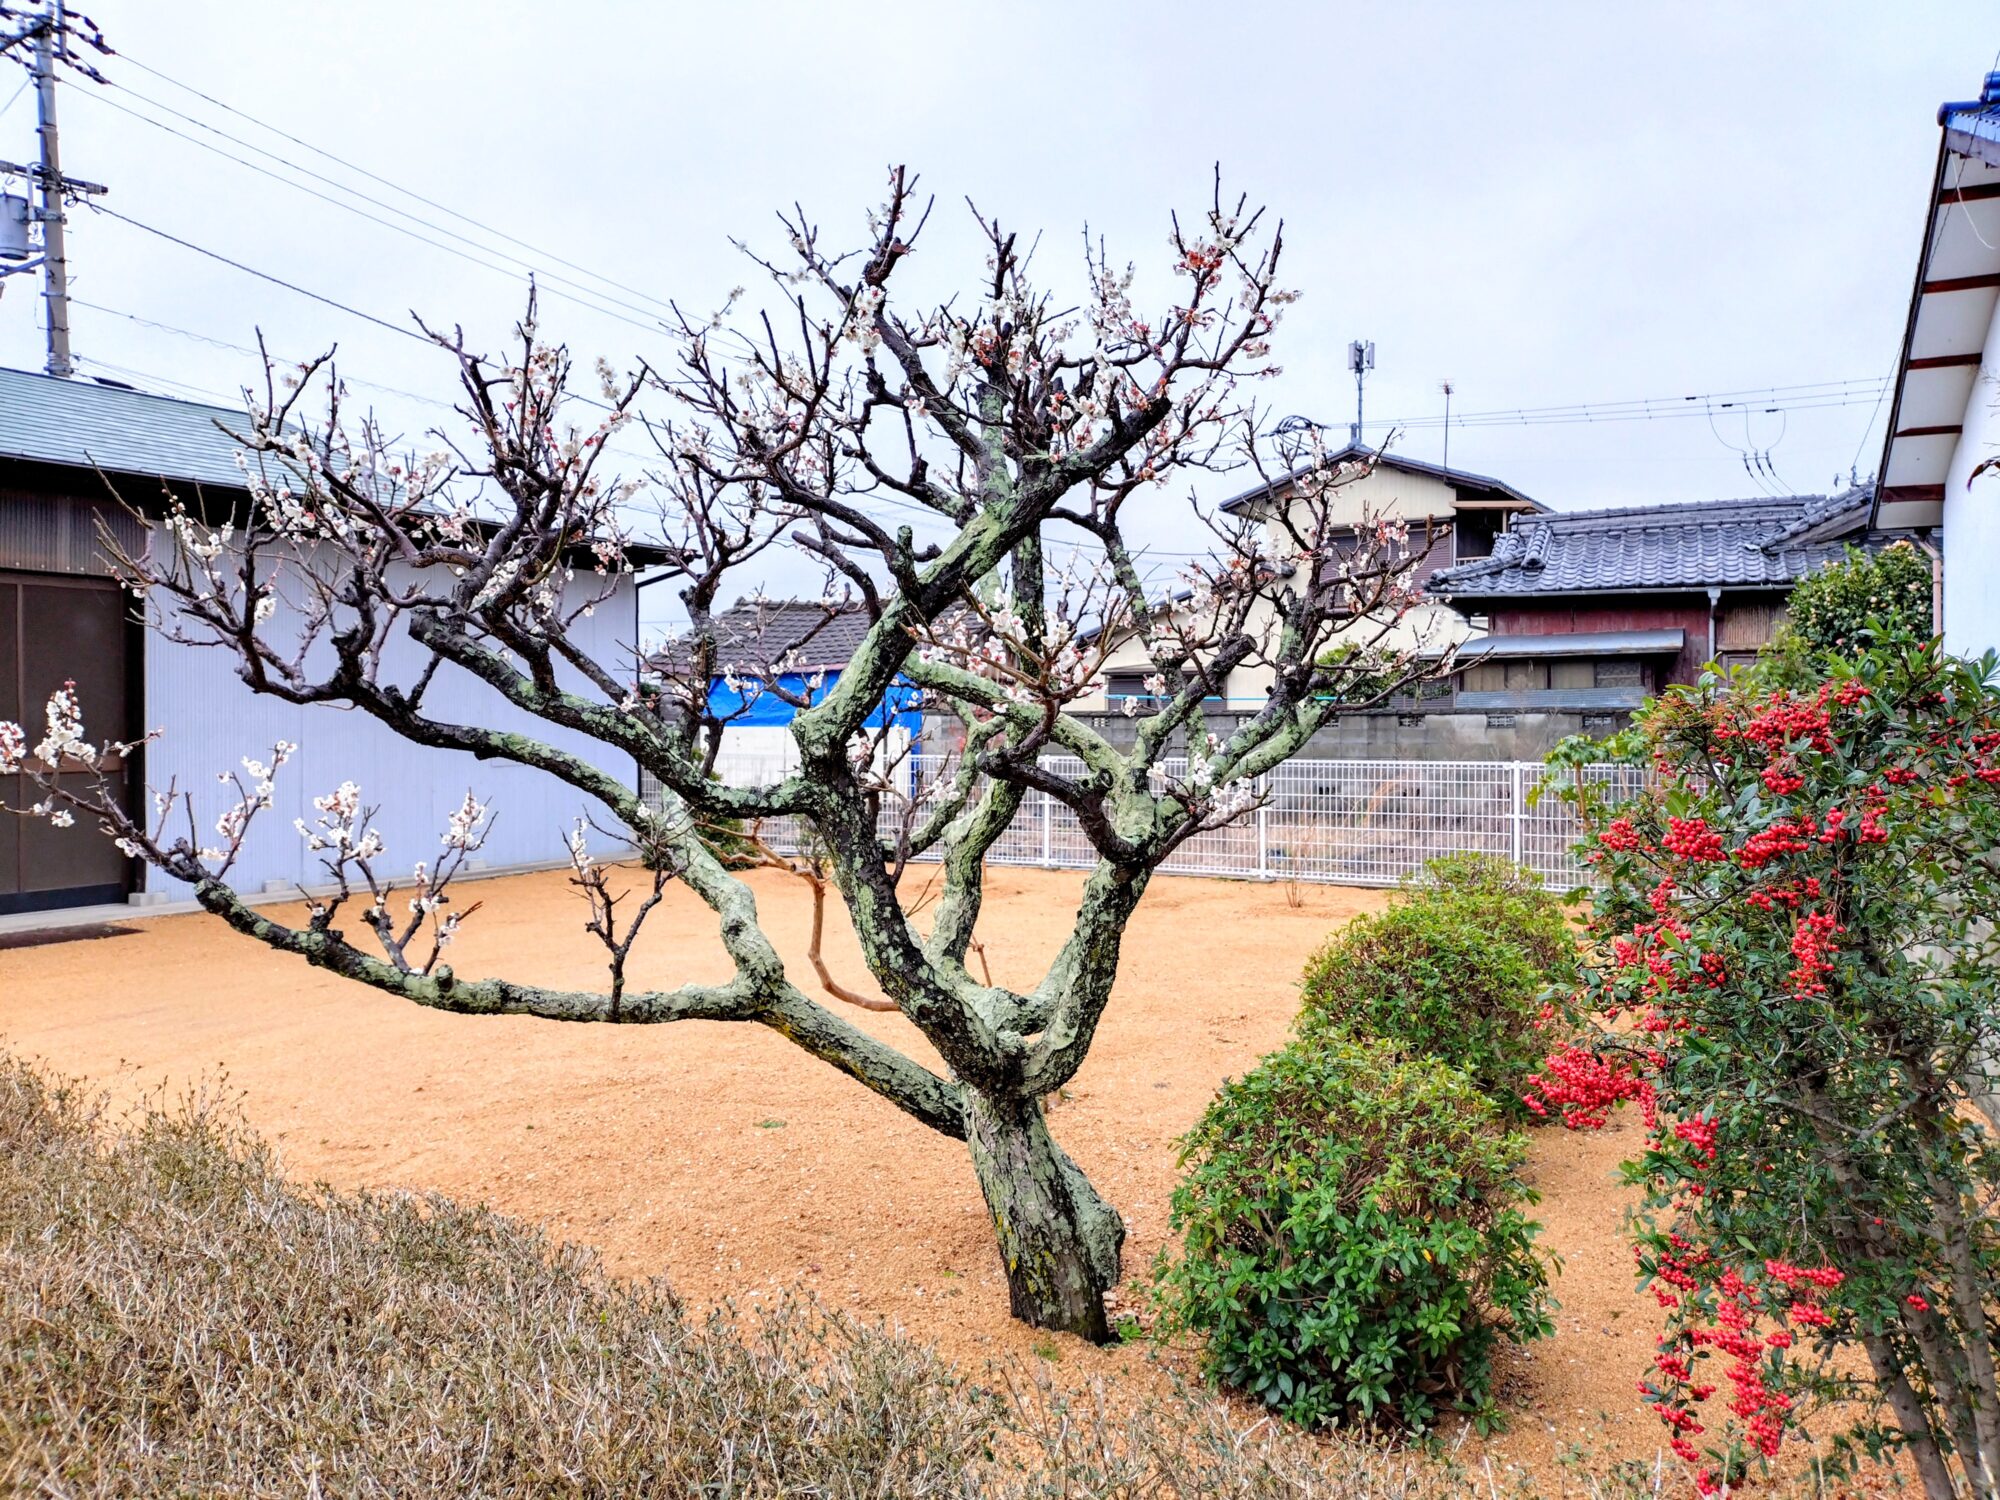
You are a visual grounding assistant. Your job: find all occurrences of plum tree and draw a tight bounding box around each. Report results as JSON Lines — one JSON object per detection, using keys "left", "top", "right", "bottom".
{"left": 3, "top": 170, "right": 1448, "bottom": 1340}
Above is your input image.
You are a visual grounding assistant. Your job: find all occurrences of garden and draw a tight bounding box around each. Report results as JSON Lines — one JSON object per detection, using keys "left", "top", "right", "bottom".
{"left": 1, "top": 159, "right": 1993, "bottom": 1497}
{"left": 14, "top": 579, "right": 1999, "bottom": 1495}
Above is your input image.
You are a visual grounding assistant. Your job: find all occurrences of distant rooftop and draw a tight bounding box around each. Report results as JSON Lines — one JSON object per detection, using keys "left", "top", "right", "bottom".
{"left": 1429, "top": 489, "right": 1884, "bottom": 600}
{"left": 0, "top": 366, "right": 257, "bottom": 492}
{"left": 1218, "top": 442, "right": 1543, "bottom": 516}
{"left": 654, "top": 599, "right": 878, "bottom": 674}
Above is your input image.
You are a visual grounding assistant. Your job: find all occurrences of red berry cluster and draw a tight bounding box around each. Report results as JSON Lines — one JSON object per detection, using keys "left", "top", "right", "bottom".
{"left": 1662, "top": 816, "right": 1725, "bottom": 862}
{"left": 1523, "top": 1043, "right": 1655, "bottom": 1130}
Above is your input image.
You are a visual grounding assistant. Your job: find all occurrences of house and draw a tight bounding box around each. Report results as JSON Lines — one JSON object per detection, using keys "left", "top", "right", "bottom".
{"left": 1427, "top": 487, "right": 1914, "bottom": 753}
{"left": 1083, "top": 445, "right": 1545, "bottom": 715}
{"left": 1870, "top": 69, "right": 1997, "bottom": 656}
{"left": 648, "top": 599, "right": 924, "bottom": 782}
{"left": 0, "top": 366, "right": 671, "bottom": 916}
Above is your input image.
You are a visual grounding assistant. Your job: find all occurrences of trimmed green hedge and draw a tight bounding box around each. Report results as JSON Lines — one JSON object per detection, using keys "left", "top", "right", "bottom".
{"left": 1405, "top": 853, "right": 1576, "bottom": 984}
{"left": 1298, "top": 891, "right": 1547, "bottom": 1119}
{"left": 1155, "top": 1036, "right": 1553, "bottom": 1432}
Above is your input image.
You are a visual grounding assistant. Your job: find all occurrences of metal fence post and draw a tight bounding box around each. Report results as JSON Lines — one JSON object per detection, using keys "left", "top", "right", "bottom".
{"left": 1041, "top": 791, "right": 1054, "bottom": 867}
{"left": 1509, "top": 761, "right": 1526, "bottom": 867}
{"left": 1257, "top": 776, "right": 1270, "bottom": 880}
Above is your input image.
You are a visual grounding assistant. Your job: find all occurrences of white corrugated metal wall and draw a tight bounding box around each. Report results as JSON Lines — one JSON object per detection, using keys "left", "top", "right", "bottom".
{"left": 141, "top": 561, "right": 640, "bottom": 896}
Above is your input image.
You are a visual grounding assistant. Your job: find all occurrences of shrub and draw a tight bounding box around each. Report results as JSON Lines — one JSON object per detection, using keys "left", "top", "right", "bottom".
{"left": 1538, "top": 639, "right": 2000, "bottom": 1499}
{"left": 1154, "top": 1036, "right": 1553, "bottom": 1434}
{"left": 1299, "top": 891, "right": 1547, "bottom": 1117}
{"left": 1406, "top": 852, "right": 1577, "bottom": 982}
{"left": 1783, "top": 540, "right": 1933, "bottom": 659}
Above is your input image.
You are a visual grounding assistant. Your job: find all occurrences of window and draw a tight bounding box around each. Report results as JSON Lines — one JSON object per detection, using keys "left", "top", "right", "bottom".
{"left": 1452, "top": 510, "right": 1502, "bottom": 561}
{"left": 1104, "top": 671, "right": 1165, "bottom": 711}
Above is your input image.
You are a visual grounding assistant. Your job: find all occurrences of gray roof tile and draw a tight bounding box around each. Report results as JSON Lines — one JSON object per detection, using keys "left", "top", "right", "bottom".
{"left": 0, "top": 365, "right": 257, "bottom": 491}
{"left": 654, "top": 600, "right": 876, "bottom": 673}
{"left": 1429, "top": 490, "right": 1890, "bottom": 599}
{"left": 0, "top": 365, "right": 680, "bottom": 567}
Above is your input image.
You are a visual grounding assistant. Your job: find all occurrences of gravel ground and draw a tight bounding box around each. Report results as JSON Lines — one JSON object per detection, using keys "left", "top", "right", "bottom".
{"left": 1, "top": 863, "right": 1684, "bottom": 1486}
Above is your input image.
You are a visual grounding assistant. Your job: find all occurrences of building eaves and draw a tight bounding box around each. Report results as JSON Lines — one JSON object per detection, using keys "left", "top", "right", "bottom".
{"left": 1416, "top": 627, "right": 1686, "bottom": 660}
{"left": 0, "top": 365, "right": 679, "bottom": 568}
{"left": 1217, "top": 442, "right": 1543, "bottom": 516}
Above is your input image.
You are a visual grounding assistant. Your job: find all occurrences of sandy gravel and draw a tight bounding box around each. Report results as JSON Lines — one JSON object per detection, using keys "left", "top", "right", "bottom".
{"left": 2, "top": 864, "right": 1675, "bottom": 1483}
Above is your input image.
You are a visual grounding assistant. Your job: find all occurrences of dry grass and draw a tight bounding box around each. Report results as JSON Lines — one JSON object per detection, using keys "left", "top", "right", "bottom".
{"left": 0, "top": 1052, "right": 994, "bottom": 1498}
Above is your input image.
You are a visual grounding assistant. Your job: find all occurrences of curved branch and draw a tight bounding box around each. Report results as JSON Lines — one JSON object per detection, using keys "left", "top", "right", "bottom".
{"left": 188, "top": 876, "right": 966, "bottom": 1138}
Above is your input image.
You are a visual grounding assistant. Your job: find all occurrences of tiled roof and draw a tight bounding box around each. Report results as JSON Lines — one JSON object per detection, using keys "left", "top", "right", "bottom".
{"left": 1429, "top": 490, "right": 1885, "bottom": 600}
{"left": 0, "top": 365, "right": 257, "bottom": 491}
{"left": 655, "top": 600, "right": 878, "bottom": 673}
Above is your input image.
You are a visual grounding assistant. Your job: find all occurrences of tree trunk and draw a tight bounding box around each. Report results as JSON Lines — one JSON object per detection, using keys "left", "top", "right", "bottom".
{"left": 963, "top": 1088, "right": 1124, "bottom": 1343}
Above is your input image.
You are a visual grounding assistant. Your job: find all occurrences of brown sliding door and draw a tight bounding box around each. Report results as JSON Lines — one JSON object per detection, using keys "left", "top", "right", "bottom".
{"left": 0, "top": 571, "right": 135, "bottom": 914}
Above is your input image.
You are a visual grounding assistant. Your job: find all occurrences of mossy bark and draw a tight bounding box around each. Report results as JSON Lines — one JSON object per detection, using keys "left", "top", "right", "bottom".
{"left": 963, "top": 1088, "right": 1124, "bottom": 1343}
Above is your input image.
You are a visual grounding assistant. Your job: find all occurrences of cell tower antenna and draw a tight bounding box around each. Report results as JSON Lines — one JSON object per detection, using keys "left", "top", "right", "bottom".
{"left": 1347, "top": 339, "right": 1374, "bottom": 446}
{"left": 1440, "top": 378, "right": 1455, "bottom": 474}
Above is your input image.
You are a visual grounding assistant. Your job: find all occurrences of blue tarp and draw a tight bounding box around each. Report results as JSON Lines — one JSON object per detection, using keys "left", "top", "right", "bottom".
{"left": 707, "top": 671, "right": 924, "bottom": 732}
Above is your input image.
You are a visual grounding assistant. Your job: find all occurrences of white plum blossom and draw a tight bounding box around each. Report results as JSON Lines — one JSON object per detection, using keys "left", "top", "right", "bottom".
{"left": 33, "top": 683, "right": 91, "bottom": 768}
{"left": 442, "top": 790, "right": 489, "bottom": 851}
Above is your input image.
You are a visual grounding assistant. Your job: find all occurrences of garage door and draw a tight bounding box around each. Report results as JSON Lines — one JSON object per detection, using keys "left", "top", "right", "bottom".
{"left": 1, "top": 571, "right": 134, "bottom": 914}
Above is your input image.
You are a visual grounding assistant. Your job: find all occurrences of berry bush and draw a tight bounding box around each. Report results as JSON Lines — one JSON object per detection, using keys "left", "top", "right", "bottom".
{"left": 1538, "top": 636, "right": 2000, "bottom": 1498}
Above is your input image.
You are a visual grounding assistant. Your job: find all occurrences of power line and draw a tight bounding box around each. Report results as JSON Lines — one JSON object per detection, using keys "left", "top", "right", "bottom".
{"left": 111, "top": 47, "right": 683, "bottom": 323}
{"left": 78, "top": 86, "right": 674, "bottom": 343}
{"left": 73, "top": 297, "right": 461, "bottom": 410}
{"left": 88, "top": 201, "right": 430, "bottom": 343}
{"left": 98, "top": 76, "right": 678, "bottom": 324}
{"left": 1848, "top": 364, "right": 1895, "bottom": 478}
{"left": 1364, "top": 376, "right": 1889, "bottom": 433}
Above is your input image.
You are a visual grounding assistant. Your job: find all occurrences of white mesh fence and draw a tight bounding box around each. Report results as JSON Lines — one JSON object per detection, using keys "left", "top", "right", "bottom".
{"left": 692, "top": 753, "right": 1649, "bottom": 890}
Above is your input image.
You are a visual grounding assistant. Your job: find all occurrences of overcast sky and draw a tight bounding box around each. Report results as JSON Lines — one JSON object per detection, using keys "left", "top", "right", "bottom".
{"left": 1, "top": 1, "right": 1992, "bottom": 636}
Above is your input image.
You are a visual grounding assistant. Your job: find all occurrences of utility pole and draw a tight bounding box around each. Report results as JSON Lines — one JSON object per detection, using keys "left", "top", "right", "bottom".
{"left": 1, "top": 0, "right": 104, "bottom": 378}
{"left": 1347, "top": 339, "right": 1374, "bottom": 447}
{"left": 32, "top": 0, "right": 71, "bottom": 375}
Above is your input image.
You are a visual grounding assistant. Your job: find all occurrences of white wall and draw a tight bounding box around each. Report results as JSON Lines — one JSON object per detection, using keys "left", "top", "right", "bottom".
{"left": 141, "top": 562, "right": 641, "bottom": 896}
{"left": 1947, "top": 293, "right": 2000, "bottom": 660}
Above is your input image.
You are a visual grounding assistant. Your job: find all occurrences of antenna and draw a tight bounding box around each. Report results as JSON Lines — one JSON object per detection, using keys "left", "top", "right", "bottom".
{"left": 1, "top": 0, "right": 109, "bottom": 378}
{"left": 1347, "top": 339, "right": 1374, "bottom": 445}
{"left": 1439, "top": 378, "right": 1455, "bottom": 474}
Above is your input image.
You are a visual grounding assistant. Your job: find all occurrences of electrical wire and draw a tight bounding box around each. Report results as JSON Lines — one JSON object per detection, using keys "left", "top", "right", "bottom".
{"left": 87, "top": 201, "right": 432, "bottom": 343}
{"left": 111, "top": 47, "right": 682, "bottom": 322}
{"left": 1365, "top": 377, "right": 1889, "bottom": 433}
{"left": 98, "top": 76, "right": 679, "bottom": 326}
{"left": 78, "top": 87, "right": 674, "bottom": 343}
